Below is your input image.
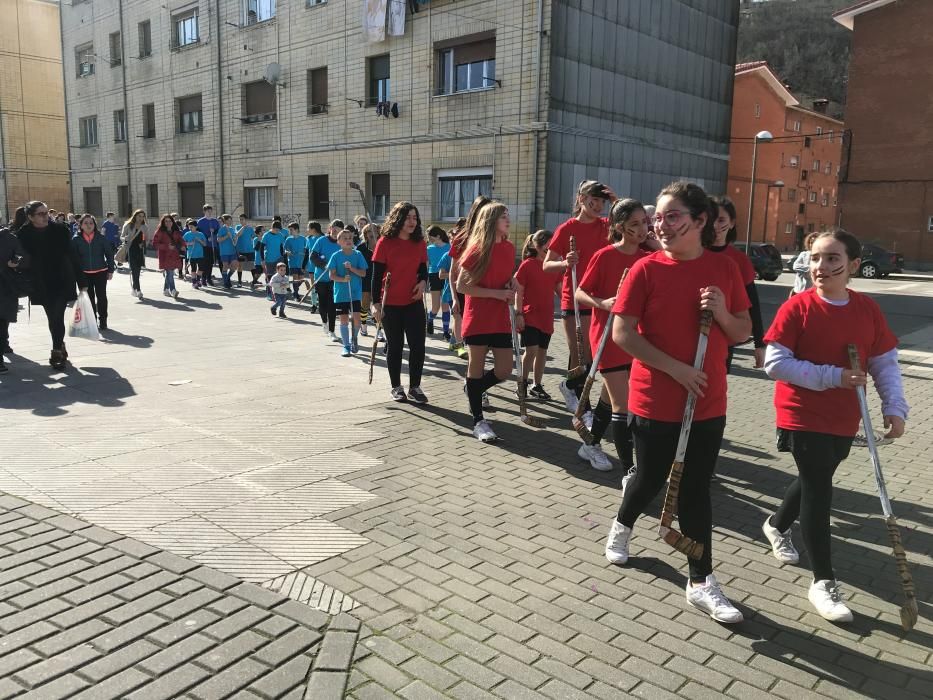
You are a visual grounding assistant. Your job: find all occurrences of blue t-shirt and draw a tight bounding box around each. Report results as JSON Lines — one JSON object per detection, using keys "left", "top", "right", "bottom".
{"left": 183, "top": 230, "right": 206, "bottom": 259}
{"left": 328, "top": 249, "right": 368, "bottom": 303}
{"left": 197, "top": 217, "right": 220, "bottom": 248}
{"left": 310, "top": 236, "right": 342, "bottom": 279}
{"left": 101, "top": 220, "right": 120, "bottom": 248}
{"left": 261, "top": 231, "right": 287, "bottom": 263}
{"left": 427, "top": 242, "right": 451, "bottom": 274}
{"left": 436, "top": 252, "right": 453, "bottom": 304}
{"left": 217, "top": 225, "right": 237, "bottom": 256}
{"left": 253, "top": 235, "right": 263, "bottom": 266}
{"left": 305, "top": 236, "right": 321, "bottom": 272}
{"left": 235, "top": 225, "right": 255, "bottom": 254}
{"left": 284, "top": 235, "right": 307, "bottom": 268}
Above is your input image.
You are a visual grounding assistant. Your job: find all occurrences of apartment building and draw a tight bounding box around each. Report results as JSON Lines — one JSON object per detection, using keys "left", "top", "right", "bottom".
{"left": 0, "top": 0, "right": 70, "bottom": 223}
{"left": 727, "top": 61, "right": 843, "bottom": 252}
{"left": 60, "top": 0, "right": 739, "bottom": 237}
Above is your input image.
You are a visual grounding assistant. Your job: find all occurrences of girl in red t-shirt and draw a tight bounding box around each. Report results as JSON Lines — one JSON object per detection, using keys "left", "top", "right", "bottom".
{"left": 449, "top": 196, "right": 492, "bottom": 356}
{"left": 575, "top": 199, "right": 649, "bottom": 473}
{"left": 605, "top": 181, "right": 751, "bottom": 624}
{"left": 710, "top": 196, "right": 764, "bottom": 370}
{"left": 542, "top": 180, "right": 616, "bottom": 412}
{"left": 514, "top": 230, "right": 561, "bottom": 399}
{"left": 458, "top": 203, "right": 518, "bottom": 443}
{"left": 371, "top": 202, "right": 429, "bottom": 404}
{"left": 762, "top": 229, "right": 908, "bottom": 622}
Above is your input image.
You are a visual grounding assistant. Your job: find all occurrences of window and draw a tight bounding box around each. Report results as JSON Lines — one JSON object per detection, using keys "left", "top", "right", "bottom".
{"left": 437, "top": 169, "right": 493, "bottom": 220}
{"left": 825, "top": 162, "right": 832, "bottom": 175}
{"left": 785, "top": 223, "right": 793, "bottom": 234}
{"left": 178, "top": 181, "right": 206, "bottom": 218}
{"left": 142, "top": 103, "right": 156, "bottom": 138}
{"left": 801, "top": 169, "right": 808, "bottom": 181}
{"left": 172, "top": 8, "right": 199, "bottom": 48}
{"left": 147, "top": 184, "right": 159, "bottom": 218}
{"left": 828, "top": 130, "right": 834, "bottom": 143}
{"left": 369, "top": 173, "right": 390, "bottom": 221}
{"left": 804, "top": 136, "right": 811, "bottom": 148}
{"left": 245, "top": 185, "right": 276, "bottom": 218}
{"left": 436, "top": 37, "right": 496, "bottom": 95}
{"left": 307, "top": 67, "right": 328, "bottom": 114}
{"left": 76, "top": 43, "right": 95, "bottom": 77}
{"left": 79, "top": 116, "right": 98, "bottom": 147}
{"left": 928, "top": 216, "right": 933, "bottom": 233}
{"left": 177, "top": 94, "right": 203, "bottom": 133}
{"left": 138, "top": 21, "right": 152, "bottom": 58}
{"left": 754, "top": 103, "right": 760, "bottom": 118}
{"left": 307, "top": 0, "right": 325, "bottom": 5}
{"left": 113, "top": 110, "right": 127, "bottom": 142}
{"left": 787, "top": 188, "right": 796, "bottom": 202}
{"left": 808, "top": 223, "right": 816, "bottom": 233}
{"left": 792, "top": 120, "right": 801, "bottom": 132}
{"left": 816, "top": 126, "right": 823, "bottom": 135}
{"left": 109, "top": 32, "right": 122, "bottom": 66}
{"left": 789, "top": 155, "right": 799, "bottom": 168}
{"left": 798, "top": 203, "right": 806, "bottom": 214}
{"left": 83, "top": 188, "right": 103, "bottom": 217}
{"left": 808, "top": 191, "right": 817, "bottom": 203}
{"left": 812, "top": 160, "right": 820, "bottom": 172}
{"left": 246, "top": 0, "right": 275, "bottom": 25}
{"left": 308, "top": 175, "right": 329, "bottom": 220}
{"left": 242, "top": 81, "right": 276, "bottom": 122}
{"left": 117, "top": 186, "right": 130, "bottom": 218}
{"left": 821, "top": 193, "right": 829, "bottom": 207}
{"left": 367, "top": 55, "right": 390, "bottom": 106}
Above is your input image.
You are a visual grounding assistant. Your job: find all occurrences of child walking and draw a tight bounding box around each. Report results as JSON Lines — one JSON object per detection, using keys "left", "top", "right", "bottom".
{"left": 514, "top": 230, "right": 561, "bottom": 400}
{"left": 251, "top": 225, "right": 264, "bottom": 287}
{"left": 762, "top": 229, "right": 908, "bottom": 622}
{"left": 268, "top": 262, "right": 290, "bottom": 318}
{"left": 328, "top": 229, "right": 369, "bottom": 357}
{"left": 284, "top": 222, "right": 307, "bottom": 300}
{"left": 425, "top": 226, "right": 452, "bottom": 336}
{"left": 261, "top": 221, "right": 287, "bottom": 300}
{"left": 234, "top": 214, "right": 255, "bottom": 287}
{"left": 217, "top": 214, "right": 238, "bottom": 288}
{"left": 436, "top": 250, "right": 460, "bottom": 349}
{"left": 357, "top": 223, "right": 378, "bottom": 336}
{"left": 182, "top": 218, "right": 207, "bottom": 289}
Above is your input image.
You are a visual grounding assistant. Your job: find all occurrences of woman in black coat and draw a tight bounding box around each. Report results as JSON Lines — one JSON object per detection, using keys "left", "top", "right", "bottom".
{"left": 15, "top": 201, "right": 86, "bottom": 370}
{"left": 0, "top": 226, "right": 26, "bottom": 373}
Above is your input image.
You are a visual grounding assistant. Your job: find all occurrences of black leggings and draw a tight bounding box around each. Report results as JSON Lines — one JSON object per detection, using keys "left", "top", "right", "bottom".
{"left": 382, "top": 302, "right": 426, "bottom": 389}
{"left": 617, "top": 415, "right": 726, "bottom": 582}
{"left": 84, "top": 271, "right": 109, "bottom": 322}
{"left": 42, "top": 297, "right": 68, "bottom": 350}
{"left": 772, "top": 430, "right": 853, "bottom": 582}
{"left": 316, "top": 281, "right": 336, "bottom": 332}
{"left": 130, "top": 262, "right": 142, "bottom": 291}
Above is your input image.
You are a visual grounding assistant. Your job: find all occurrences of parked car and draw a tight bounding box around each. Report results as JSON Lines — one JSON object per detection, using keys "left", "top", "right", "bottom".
{"left": 736, "top": 243, "right": 783, "bottom": 281}
{"left": 858, "top": 242, "right": 904, "bottom": 279}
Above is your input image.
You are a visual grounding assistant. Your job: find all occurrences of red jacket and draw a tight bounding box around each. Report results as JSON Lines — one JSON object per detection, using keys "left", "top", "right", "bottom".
{"left": 153, "top": 228, "right": 184, "bottom": 270}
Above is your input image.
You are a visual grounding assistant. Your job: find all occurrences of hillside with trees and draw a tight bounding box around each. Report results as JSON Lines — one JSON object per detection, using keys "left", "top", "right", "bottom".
{"left": 738, "top": 0, "right": 852, "bottom": 116}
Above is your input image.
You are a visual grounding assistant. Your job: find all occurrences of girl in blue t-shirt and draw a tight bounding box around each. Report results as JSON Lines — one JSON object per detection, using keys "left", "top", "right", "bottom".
{"left": 328, "top": 229, "right": 369, "bottom": 357}
{"left": 250, "top": 225, "right": 264, "bottom": 287}
{"left": 182, "top": 218, "right": 208, "bottom": 289}
{"left": 425, "top": 226, "right": 452, "bottom": 337}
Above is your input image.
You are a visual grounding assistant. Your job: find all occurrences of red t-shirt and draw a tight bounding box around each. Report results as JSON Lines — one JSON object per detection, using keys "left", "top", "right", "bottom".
{"left": 372, "top": 236, "right": 428, "bottom": 307}
{"left": 548, "top": 217, "right": 609, "bottom": 310}
{"left": 578, "top": 245, "right": 647, "bottom": 370}
{"left": 714, "top": 245, "right": 756, "bottom": 286}
{"left": 612, "top": 250, "right": 750, "bottom": 422}
{"left": 764, "top": 288, "right": 898, "bottom": 437}
{"left": 515, "top": 257, "right": 560, "bottom": 335}
{"left": 461, "top": 239, "right": 516, "bottom": 337}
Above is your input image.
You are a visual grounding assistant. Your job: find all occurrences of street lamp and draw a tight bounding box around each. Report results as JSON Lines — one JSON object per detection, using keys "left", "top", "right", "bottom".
{"left": 745, "top": 130, "right": 774, "bottom": 253}
{"left": 762, "top": 180, "right": 785, "bottom": 243}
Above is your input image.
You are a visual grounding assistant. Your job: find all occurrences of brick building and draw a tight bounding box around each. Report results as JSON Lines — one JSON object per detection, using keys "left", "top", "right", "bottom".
{"left": 726, "top": 61, "right": 844, "bottom": 253}
{"left": 59, "top": 0, "right": 739, "bottom": 237}
{"left": 0, "top": 0, "right": 70, "bottom": 223}
{"left": 834, "top": 0, "right": 933, "bottom": 266}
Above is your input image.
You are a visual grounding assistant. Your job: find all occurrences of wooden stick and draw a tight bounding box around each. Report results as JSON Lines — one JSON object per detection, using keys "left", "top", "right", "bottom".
{"left": 368, "top": 272, "right": 391, "bottom": 385}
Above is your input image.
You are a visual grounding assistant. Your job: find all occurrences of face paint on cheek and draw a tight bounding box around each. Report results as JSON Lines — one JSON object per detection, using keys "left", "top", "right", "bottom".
{"left": 827, "top": 264, "right": 846, "bottom": 277}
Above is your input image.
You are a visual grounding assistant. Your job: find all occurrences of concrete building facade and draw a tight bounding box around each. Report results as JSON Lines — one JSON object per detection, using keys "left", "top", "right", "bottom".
{"left": 0, "top": 0, "right": 70, "bottom": 223}
{"left": 726, "top": 61, "right": 844, "bottom": 252}
{"left": 834, "top": 0, "right": 933, "bottom": 266}
{"left": 60, "top": 0, "right": 739, "bottom": 237}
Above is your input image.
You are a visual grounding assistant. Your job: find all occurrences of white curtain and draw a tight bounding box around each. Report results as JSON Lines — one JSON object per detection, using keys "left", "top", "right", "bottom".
{"left": 362, "top": 0, "right": 387, "bottom": 43}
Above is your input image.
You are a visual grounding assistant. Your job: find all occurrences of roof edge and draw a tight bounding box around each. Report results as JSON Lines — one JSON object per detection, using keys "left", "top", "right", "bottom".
{"left": 735, "top": 63, "right": 799, "bottom": 108}
{"left": 833, "top": 0, "right": 898, "bottom": 30}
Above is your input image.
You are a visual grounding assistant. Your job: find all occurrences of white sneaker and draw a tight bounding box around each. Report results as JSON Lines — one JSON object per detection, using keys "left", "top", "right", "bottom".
{"left": 136, "top": 291, "right": 144, "bottom": 300}
{"left": 473, "top": 420, "right": 498, "bottom": 443}
{"left": 605, "top": 520, "right": 632, "bottom": 565}
{"left": 578, "top": 443, "right": 612, "bottom": 471}
{"left": 808, "top": 580, "right": 853, "bottom": 622}
{"left": 686, "top": 575, "right": 743, "bottom": 623}
{"left": 360, "top": 325, "right": 369, "bottom": 337}
{"left": 582, "top": 411, "right": 593, "bottom": 430}
{"left": 621, "top": 466, "right": 636, "bottom": 499}
{"left": 163, "top": 289, "right": 172, "bottom": 297}
{"left": 377, "top": 329, "right": 386, "bottom": 342}
{"left": 330, "top": 332, "right": 341, "bottom": 343}
{"left": 762, "top": 516, "right": 799, "bottom": 564}
{"left": 558, "top": 381, "right": 579, "bottom": 413}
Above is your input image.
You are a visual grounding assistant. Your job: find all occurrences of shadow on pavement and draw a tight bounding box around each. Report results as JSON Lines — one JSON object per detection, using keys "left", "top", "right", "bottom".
{"left": 100, "top": 328, "right": 155, "bottom": 349}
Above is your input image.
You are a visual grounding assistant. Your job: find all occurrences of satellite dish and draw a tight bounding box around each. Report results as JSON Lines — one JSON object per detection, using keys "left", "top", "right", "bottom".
{"left": 263, "top": 62, "right": 282, "bottom": 85}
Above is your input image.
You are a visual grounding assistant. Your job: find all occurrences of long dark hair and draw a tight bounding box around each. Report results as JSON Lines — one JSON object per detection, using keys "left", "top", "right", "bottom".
{"left": 77, "top": 213, "right": 99, "bottom": 234}
{"left": 452, "top": 195, "right": 492, "bottom": 252}
{"left": 10, "top": 207, "right": 27, "bottom": 232}
{"left": 380, "top": 202, "right": 424, "bottom": 242}
{"left": 711, "top": 195, "right": 738, "bottom": 244}
{"left": 157, "top": 214, "right": 175, "bottom": 233}
{"left": 657, "top": 181, "right": 715, "bottom": 248}
{"left": 426, "top": 225, "right": 449, "bottom": 244}
{"left": 607, "top": 198, "right": 646, "bottom": 242}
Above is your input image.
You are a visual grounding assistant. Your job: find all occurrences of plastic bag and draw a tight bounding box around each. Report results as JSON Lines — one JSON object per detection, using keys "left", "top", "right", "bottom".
{"left": 67, "top": 291, "right": 100, "bottom": 341}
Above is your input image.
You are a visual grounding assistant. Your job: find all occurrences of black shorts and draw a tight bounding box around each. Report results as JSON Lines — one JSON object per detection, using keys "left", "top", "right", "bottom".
{"left": 560, "top": 308, "right": 592, "bottom": 319}
{"left": 464, "top": 333, "right": 513, "bottom": 349}
{"left": 334, "top": 300, "right": 362, "bottom": 314}
{"left": 520, "top": 326, "right": 551, "bottom": 349}
{"left": 428, "top": 272, "right": 443, "bottom": 291}
{"left": 601, "top": 363, "right": 632, "bottom": 374}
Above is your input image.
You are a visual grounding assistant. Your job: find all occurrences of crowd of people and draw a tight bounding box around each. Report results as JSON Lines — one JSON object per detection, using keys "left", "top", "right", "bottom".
{"left": 0, "top": 178, "right": 910, "bottom": 627}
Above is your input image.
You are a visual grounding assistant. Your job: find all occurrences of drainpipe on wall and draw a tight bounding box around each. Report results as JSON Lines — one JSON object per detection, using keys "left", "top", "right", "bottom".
{"left": 57, "top": 0, "right": 75, "bottom": 213}
{"left": 117, "top": 0, "right": 132, "bottom": 211}
{"left": 529, "top": 0, "right": 545, "bottom": 233}
{"left": 214, "top": 0, "right": 227, "bottom": 212}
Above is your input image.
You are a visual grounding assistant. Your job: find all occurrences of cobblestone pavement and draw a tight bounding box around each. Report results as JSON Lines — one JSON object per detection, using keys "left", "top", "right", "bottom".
{"left": 1, "top": 268, "right": 931, "bottom": 698}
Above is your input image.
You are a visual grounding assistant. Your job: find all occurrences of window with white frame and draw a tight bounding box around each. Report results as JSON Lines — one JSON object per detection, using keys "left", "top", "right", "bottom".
{"left": 113, "top": 110, "right": 126, "bottom": 142}
{"left": 792, "top": 120, "right": 801, "bottom": 132}
{"left": 825, "top": 161, "right": 832, "bottom": 175}
{"left": 808, "top": 191, "right": 817, "bottom": 203}
{"left": 789, "top": 155, "right": 799, "bottom": 168}
{"left": 138, "top": 20, "right": 152, "bottom": 58}
{"left": 785, "top": 223, "right": 793, "bottom": 234}
{"left": 821, "top": 193, "right": 829, "bottom": 206}
{"left": 437, "top": 168, "right": 493, "bottom": 220}
{"left": 816, "top": 126, "right": 823, "bottom": 135}
{"left": 79, "top": 116, "right": 98, "bottom": 146}
{"left": 787, "top": 188, "right": 796, "bottom": 202}
{"left": 370, "top": 173, "right": 390, "bottom": 221}
{"left": 367, "top": 55, "right": 390, "bottom": 106}
{"left": 172, "top": 8, "right": 199, "bottom": 48}
{"left": 246, "top": 0, "right": 275, "bottom": 25}
{"left": 307, "top": 0, "right": 325, "bottom": 6}
{"left": 812, "top": 160, "right": 820, "bottom": 172}
{"left": 436, "top": 36, "right": 496, "bottom": 95}
{"left": 828, "top": 130, "right": 834, "bottom": 143}
{"left": 245, "top": 184, "right": 276, "bottom": 218}
{"left": 177, "top": 94, "right": 203, "bottom": 133}
{"left": 75, "top": 43, "right": 95, "bottom": 77}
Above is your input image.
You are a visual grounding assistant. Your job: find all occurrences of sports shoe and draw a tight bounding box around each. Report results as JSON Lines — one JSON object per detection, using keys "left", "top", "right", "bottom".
{"left": 686, "top": 575, "right": 743, "bottom": 624}
{"left": 310, "top": 305, "right": 318, "bottom": 313}
{"left": 136, "top": 291, "right": 144, "bottom": 300}
{"left": 559, "top": 381, "right": 579, "bottom": 413}
{"left": 270, "top": 305, "right": 277, "bottom": 316}
{"left": 330, "top": 332, "right": 341, "bottom": 343}
{"left": 578, "top": 443, "right": 612, "bottom": 471}
{"left": 172, "top": 289, "right": 179, "bottom": 299}
{"left": 163, "top": 289, "right": 172, "bottom": 297}
{"left": 279, "top": 310, "right": 287, "bottom": 319}
{"left": 408, "top": 386, "right": 428, "bottom": 404}
{"left": 808, "top": 580, "right": 853, "bottom": 622}
{"left": 473, "top": 419, "right": 498, "bottom": 443}
{"left": 529, "top": 383, "right": 551, "bottom": 400}
{"left": 350, "top": 341, "right": 359, "bottom": 354}
{"left": 49, "top": 349, "right": 66, "bottom": 370}
{"left": 605, "top": 519, "right": 632, "bottom": 565}
{"left": 762, "top": 516, "right": 799, "bottom": 564}
{"left": 620, "top": 465, "right": 636, "bottom": 499}
{"left": 390, "top": 386, "right": 407, "bottom": 402}
{"left": 360, "top": 325, "right": 369, "bottom": 337}
{"left": 377, "top": 329, "right": 386, "bottom": 342}
{"left": 341, "top": 346, "right": 351, "bottom": 358}
{"left": 426, "top": 320, "right": 435, "bottom": 335}
{"left": 443, "top": 331, "right": 451, "bottom": 342}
